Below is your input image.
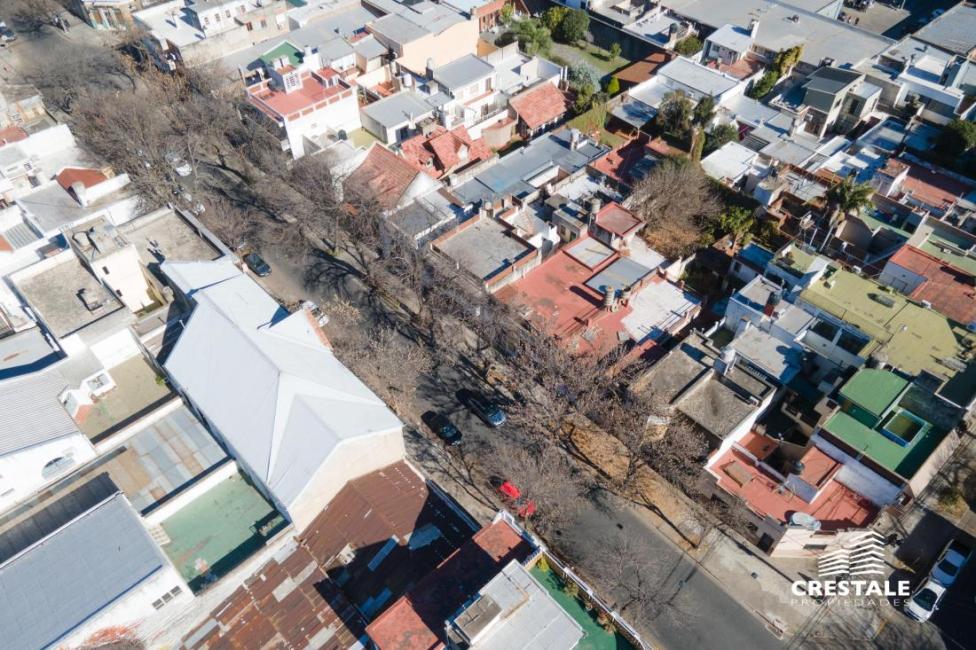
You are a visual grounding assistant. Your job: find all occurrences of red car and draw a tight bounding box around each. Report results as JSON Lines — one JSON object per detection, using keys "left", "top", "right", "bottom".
{"left": 496, "top": 480, "right": 537, "bottom": 518}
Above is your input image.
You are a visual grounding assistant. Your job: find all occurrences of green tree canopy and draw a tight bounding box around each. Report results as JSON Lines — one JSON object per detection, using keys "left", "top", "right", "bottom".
{"left": 542, "top": 6, "right": 568, "bottom": 32}
{"left": 655, "top": 90, "right": 693, "bottom": 136}
{"left": 705, "top": 123, "right": 739, "bottom": 154}
{"left": 605, "top": 76, "right": 620, "bottom": 95}
{"left": 674, "top": 36, "right": 702, "bottom": 56}
{"left": 512, "top": 18, "right": 552, "bottom": 56}
{"left": 693, "top": 95, "right": 716, "bottom": 127}
{"left": 554, "top": 9, "right": 589, "bottom": 43}
{"left": 936, "top": 119, "right": 976, "bottom": 159}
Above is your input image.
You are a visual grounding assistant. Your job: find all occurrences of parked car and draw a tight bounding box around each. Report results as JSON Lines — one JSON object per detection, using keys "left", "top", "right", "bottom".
{"left": 904, "top": 578, "right": 946, "bottom": 621}
{"left": 492, "top": 477, "right": 536, "bottom": 518}
{"left": 931, "top": 539, "right": 973, "bottom": 587}
{"left": 458, "top": 389, "right": 506, "bottom": 427}
{"left": 421, "top": 411, "right": 461, "bottom": 445}
{"left": 244, "top": 252, "right": 271, "bottom": 277}
{"left": 0, "top": 22, "right": 17, "bottom": 45}
{"left": 165, "top": 152, "right": 192, "bottom": 177}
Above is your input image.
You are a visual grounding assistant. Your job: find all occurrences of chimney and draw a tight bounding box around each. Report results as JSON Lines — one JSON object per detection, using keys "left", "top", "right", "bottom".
{"left": 569, "top": 128, "right": 582, "bottom": 150}
{"left": 749, "top": 18, "right": 759, "bottom": 38}
{"left": 716, "top": 346, "right": 736, "bottom": 376}
{"left": 790, "top": 118, "right": 801, "bottom": 137}
{"left": 426, "top": 57, "right": 436, "bottom": 80}
{"left": 70, "top": 180, "right": 89, "bottom": 207}
{"left": 603, "top": 287, "right": 618, "bottom": 311}
{"left": 763, "top": 289, "right": 781, "bottom": 318}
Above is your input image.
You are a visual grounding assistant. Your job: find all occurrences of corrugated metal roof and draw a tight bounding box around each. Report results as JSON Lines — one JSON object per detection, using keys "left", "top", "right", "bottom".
{"left": 0, "top": 368, "right": 81, "bottom": 456}
{"left": 2, "top": 222, "right": 40, "bottom": 249}
{"left": 162, "top": 261, "right": 402, "bottom": 510}
{"left": 0, "top": 480, "right": 166, "bottom": 650}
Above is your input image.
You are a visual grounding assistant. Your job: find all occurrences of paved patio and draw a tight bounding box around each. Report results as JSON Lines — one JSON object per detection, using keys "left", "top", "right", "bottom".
{"left": 75, "top": 355, "right": 173, "bottom": 442}
{"left": 160, "top": 472, "right": 287, "bottom": 592}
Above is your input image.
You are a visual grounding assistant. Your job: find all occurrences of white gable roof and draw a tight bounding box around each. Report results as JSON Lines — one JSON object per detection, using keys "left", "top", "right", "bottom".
{"left": 162, "top": 260, "right": 402, "bottom": 509}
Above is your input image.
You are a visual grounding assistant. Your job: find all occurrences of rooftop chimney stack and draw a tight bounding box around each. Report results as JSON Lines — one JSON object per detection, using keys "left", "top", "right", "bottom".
{"left": 749, "top": 18, "right": 759, "bottom": 38}
{"left": 763, "top": 290, "right": 781, "bottom": 318}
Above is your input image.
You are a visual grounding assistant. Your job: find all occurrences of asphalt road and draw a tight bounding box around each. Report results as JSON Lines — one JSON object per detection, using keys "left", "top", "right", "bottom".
{"left": 261, "top": 245, "right": 787, "bottom": 649}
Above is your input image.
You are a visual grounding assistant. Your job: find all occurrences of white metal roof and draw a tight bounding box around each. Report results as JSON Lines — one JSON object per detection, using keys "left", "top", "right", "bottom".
{"left": 0, "top": 369, "right": 81, "bottom": 456}
{"left": 162, "top": 261, "right": 402, "bottom": 510}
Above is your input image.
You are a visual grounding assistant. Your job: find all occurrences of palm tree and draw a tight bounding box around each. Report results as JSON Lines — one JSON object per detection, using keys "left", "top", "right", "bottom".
{"left": 820, "top": 176, "right": 874, "bottom": 250}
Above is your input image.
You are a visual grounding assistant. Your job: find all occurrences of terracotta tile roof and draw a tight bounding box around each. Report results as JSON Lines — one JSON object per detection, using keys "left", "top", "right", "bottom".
{"left": 399, "top": 125, "right": 492, "bottom": 179}
{"left": 366, "top": 519, "right": 532, "bottom": 650}
{"left": 344, "top": 144, "right": 420, "bottom": 211}
{"left": 56, "top": 167, "right": 108, "bottom": 192}
{"left": 509, "top": 82, "right": 571, "bottom": 131}
{"left": 594, "top": 201, "right": 642, "bottom": 236}
{"left": 182, "top": 544, "right": 367, "bottom": 650}
{"left": 897, "top": 162, "right": 974, "bottom": 211}
{"left": 588, "top": 137, "right": 646, "bottom": 186}
{"left": 614, "top": 48, "right": 675, "bottom": 85}
{"left": 888, "top": 245, "right": 976, "bottom": 325}
{"left": 298, "top": 461, "right": 474, "bottom": 613}
{"left": 247, "top": 70, "right": 350, "bottom": 120}
{"left": 0, "top": 126, "right": 28, "bottom": 147}
{"left": 711, "top": 446, "right": 877, "bottom": 529}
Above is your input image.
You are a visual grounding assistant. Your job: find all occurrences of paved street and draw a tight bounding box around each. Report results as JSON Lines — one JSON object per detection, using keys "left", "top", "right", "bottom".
{"left": 257, "top": 247, "right": 791, "bottom": 650}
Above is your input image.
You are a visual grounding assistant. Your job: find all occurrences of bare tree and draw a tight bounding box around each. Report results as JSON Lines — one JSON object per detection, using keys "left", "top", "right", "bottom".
{"left": 488, "top": 439, "right": 586, "bottom": 534}
{"left": 629, "top": 158, "right": 721, "bottom": 259}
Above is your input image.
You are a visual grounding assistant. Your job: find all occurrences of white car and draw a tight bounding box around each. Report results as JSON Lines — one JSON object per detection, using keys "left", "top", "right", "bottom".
{"left": 904, "top": 578, "right": 946, "bottom": 622}
{"left": 931, "top": 540, "right": 972, "bottom": 587}
{"left": 165, "top": 152, "right": 192, "bottom": 177}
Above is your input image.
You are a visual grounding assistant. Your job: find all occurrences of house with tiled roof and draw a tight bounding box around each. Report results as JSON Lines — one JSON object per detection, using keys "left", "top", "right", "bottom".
{"left": 508, "top": 81, "right": 572, "bottom": 138}
{"left": 398, "top": 125, "right": 493, "bottom": 179}
{"left": 245, "top": 45, "right": 361, "bottom": 159}
{"left": 343, "top": 143, "right": 441, "bottom": 212}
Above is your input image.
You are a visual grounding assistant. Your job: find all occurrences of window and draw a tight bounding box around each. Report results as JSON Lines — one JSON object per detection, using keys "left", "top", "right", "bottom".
{"left": 42, "top": 456, "right": 75, "bottom": 479}
{"left": 260, "top": 18, "right": 267, "bottom": 28}
{"left": 245, "top": 21, "right": 252, "bottom": 30}
{"left": 152, "top": 586, "right": 183, "bottom": 610}
{"left": 225, "top": 9, "right": 231, "bottom": 18}
{"left": 203, "top": 15, "right": 210, "bottom": 25}
{"left": 102, "top": 266, "right": 110, "bottom": 274}
{"left": 214, "top": 13, "right": 220, "bottom": 22}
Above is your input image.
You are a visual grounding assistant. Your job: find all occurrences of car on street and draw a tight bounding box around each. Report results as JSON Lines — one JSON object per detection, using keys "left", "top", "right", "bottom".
{"left": 421, "top": 411, "right": 461, "bottom": 445}
{"left": 244, "top": 252, "right": 271, "bottom": 277}
{"left": 458, "top": 389, "right": 505, "bottom": 427}
{"left": 492, "top": 477, "right": 536, "bottom": 518}
{"left": 0, "top": 22, "right": 17, "bottom": 45}
{"left": 904, "top": 578, "right": 946, "bottom": 621}
{"left": 165, "top": 152, "right": 192, "bottom": 177}
{"left": 931, "top": 539, "right": 972, "bottom": 587}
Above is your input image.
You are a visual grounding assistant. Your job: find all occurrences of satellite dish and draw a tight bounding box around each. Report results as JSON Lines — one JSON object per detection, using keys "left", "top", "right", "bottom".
{"left": 790, "top": 512, "right": 821, "bottom": 531}
{"left": 337, "top": 129, "right": 347, "bottom": 141}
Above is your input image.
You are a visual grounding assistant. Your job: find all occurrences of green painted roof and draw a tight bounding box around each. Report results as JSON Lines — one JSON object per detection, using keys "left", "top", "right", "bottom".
{"left": 259, "top": 42, "right": 303, "bottom": 68}
{"left": 800, "top": 268, "right": 976, "bottom": 405}
{"left": 919, "top": 233, "right": 976, "bottom": 276}
{"left": 839, "top": 368, "right": 909, "bottom": 418}
{"left": 822, "top": 411, "right": 947, "bottom": 478}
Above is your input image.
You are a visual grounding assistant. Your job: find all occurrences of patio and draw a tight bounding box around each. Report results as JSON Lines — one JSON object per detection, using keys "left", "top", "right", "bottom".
{"left": 531, "top": 564, "right": 635, "bottom": 650}
{"left": 75, "top": 355, "right": 173, "bottom": 442}
{"left": 160, "top": 472, "right": 288, "bottom": 592}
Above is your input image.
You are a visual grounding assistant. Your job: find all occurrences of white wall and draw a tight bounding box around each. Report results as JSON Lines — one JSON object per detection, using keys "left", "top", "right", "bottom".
{"left": 812, "top": 435, "right": 903, "bottom": 506}
{"left": 90, "top": 329, "right": 141, "bottom": 368}
{"left": 0, "top": 433, "right": 97, "bottom": 511}
{"left": 61, "top": 563, "right": 192, "bottom": 649}
{"left": 878, "top": 260, "right": 926, "bottom": 296}
{"left": 285, "top": 92, "right": 361, "bottom": 159}
{"left": 288, "top": 428, "right": 405, "bottom": 531}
